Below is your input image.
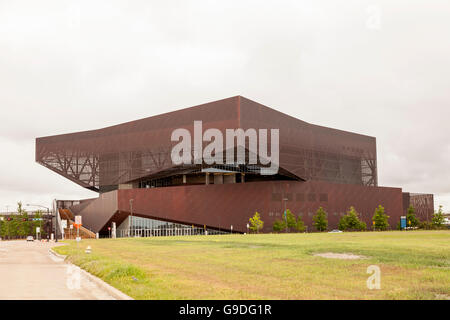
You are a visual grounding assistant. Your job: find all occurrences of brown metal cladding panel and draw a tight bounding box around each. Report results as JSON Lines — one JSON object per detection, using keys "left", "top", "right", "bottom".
{"left": 36, "top": 95, "right": 378, "bottom": 191}
{"left": 239, "top": 97, "right": 378, "bottom": 186}
{"left": 35, "top": 97, "right": 241, "bottom": 190}
{"left": 69, "top": 191, "right": 118, "bottom": 232}
{"left": 114, "top": 181, "right": 402, "bottom": 233}
{"left": 403, "top": 193, "right": 434, "bottom": 221}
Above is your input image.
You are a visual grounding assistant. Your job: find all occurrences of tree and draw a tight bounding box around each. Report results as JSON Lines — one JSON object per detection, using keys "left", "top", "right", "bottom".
{"left": 338, "top": 206, "right": 367, "bottom": 231}
{"left": 272, "top": 219, "right": 285, "bottom": 232}
{"left": 406, "top": 205, "right": 419, "bottom": 228}
{"left": 272, "top": 211, "right": 305, "bottom": 233}
{"left": 285, "top": 209, "right": 297, "bottom": 232}
{"left": 249, "top": 212, "right": 264, "bottom": 233}
{"left": 6, "top": 216, "right": 19, "bottom": 239}
{"left": 17, "top": 202, "right": 31, "bottom": 237}
{"left": 432, "top": 205, "right": 445, "bottom": 229}
{"left": 0, "top": 219, "right": 4, "bottom": 239}
{"left": 313, "top": 207, "right": 328, "bottom": 232}
{"left": 372, "top": 205, "right": 390, "bottom": 231}
{"left": 296, "top": 215, "right": 306, "bottom": 232}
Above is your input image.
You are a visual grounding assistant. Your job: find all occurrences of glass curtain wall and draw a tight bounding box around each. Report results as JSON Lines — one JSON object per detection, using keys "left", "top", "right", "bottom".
{"left": 116, "top": 215, "right": 228, "bottom": 238}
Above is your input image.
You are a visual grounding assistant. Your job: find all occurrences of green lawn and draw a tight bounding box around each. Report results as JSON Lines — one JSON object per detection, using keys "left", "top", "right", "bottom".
{"left": 54, "top": 230, "right": 450, "bottom": 300}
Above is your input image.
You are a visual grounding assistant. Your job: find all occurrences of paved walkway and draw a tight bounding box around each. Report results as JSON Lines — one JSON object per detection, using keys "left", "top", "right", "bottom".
{"left": 0, "top": 240, "right": 116, "bottom": 300}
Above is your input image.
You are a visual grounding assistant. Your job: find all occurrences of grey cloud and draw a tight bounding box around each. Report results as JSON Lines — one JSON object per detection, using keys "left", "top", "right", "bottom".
{"left": 0, "top": 0, "right": 449, "bottom": 210}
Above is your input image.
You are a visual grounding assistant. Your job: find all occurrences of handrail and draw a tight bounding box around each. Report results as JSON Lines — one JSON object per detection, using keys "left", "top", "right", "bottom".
{"left": 66, "top": 207, "right": 97, "bottom": 239}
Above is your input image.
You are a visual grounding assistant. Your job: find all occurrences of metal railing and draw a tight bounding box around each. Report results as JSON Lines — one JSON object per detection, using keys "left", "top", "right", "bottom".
{"left": 116, "top": 227, "right": 227, "bottom": 238}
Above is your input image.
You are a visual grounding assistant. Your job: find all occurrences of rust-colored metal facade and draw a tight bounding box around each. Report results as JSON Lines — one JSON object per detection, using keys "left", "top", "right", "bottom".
{"left": 403, "top": 193, "right": 435, "bottom": 221}
{"left": 68, "top": 181, "right": 402, "bottom": 234}
{"left": 36, "top": 96, "right": 422, "bottom": 233}
{"left": 36, "top": 96, "right": 377, "bottom": 192}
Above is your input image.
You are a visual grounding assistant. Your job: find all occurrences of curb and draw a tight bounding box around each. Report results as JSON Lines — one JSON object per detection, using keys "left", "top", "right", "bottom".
{"left": 49, "top": 247, "right": 67, "bottom": 260}
{"left": 48, "top": 248, "right": 134, "bottom": 300}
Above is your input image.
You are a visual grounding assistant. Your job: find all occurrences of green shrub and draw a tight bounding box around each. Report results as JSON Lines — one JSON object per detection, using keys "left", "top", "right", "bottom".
{"left": 249, "top": 212, "right": 264, "bottom": 233}
{"left": 432, "top": 205, "right": 445, "bottom": 229}
{"left": 286, "top": 209, "right": 297, "bottom": 231}
{"left": 272, "top": 211, "right": 306, "bottom": 233}
{"left": 419, "top": 220, "right": 434, "bottom": 230}
{"left": 296, "top": 215, "right": 306, "bottom": 232}
{"left": 272, "top": 220, "right": 285, "bottom": 233}
{"left": 338, "top": 206, "right": 367, "bottom": 231}
{"left": 313, "top": 207, "right": 328, "bottom": 232}
{"left": 406, "top": 205, "right": 420, "bottom": 228}
{"left": 372, "top": 205, "right": 390, "bottom": 231}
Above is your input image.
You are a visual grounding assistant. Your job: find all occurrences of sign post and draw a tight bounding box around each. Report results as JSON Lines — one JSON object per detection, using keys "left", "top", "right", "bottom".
{"left": 36, "top": 227, "right": 40, "bottom": 240}
{"left": 74, "top": 215, "right": 82, "bottom": 242}
{"left": 400, "top": 216, "right": 407, "bottom": 230}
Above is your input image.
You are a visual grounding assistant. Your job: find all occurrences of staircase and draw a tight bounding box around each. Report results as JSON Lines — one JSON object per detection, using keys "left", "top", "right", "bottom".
{"left": 63, "top": 221, "right": 96, "bottom": 239}
{"left": 59, "top": 208, "right": 96, "bottom": 239}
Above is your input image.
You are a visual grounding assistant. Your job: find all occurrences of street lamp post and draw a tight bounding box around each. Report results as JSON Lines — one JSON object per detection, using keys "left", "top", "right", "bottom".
{"left": 129, "top": 199, "right": 134, "bottom": 238}
{"left": 282, "top": 198, "right": 288, "bottom": 233}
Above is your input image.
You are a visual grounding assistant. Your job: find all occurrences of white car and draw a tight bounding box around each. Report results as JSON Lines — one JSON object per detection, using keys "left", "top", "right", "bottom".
{"left": 26, "top": 236, "right": 34, "bottom": 242}
{"left": 328, "top": 229, "right": 343, "bottom": 233}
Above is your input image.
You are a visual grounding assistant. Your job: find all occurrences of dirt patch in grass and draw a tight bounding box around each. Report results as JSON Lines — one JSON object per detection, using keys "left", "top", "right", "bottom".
{"left": 314, "top": 252, "right": 367, "bottom": 260}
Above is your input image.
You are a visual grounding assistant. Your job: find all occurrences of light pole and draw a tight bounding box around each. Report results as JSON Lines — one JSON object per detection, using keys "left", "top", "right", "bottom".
{"left": 27, "top": 204, "right": 51, "bottom": 241}
{"left": 129, "top": 199, "right": 134, "bottom": 238}
{"left": 282, "top": 198, "right": 288, "bottom": 233}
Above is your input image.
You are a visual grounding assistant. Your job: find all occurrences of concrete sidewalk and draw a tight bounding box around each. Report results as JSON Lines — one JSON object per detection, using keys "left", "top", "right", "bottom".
{"left": 0, "top": 240, "right": 127, "bottom": 300}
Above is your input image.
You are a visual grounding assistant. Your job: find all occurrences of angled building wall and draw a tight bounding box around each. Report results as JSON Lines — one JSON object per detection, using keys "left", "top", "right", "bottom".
{"left": 37, "top": 96, "right": 416, "bottom": 234}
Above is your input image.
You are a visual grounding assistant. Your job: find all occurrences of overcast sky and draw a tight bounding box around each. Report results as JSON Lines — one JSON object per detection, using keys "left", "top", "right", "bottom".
{"left": 0, "top": 0, "right": 449, "bottom": 213}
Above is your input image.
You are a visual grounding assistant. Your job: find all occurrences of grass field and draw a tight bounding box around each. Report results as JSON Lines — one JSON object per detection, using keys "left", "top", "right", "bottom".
{"left": 54, "top": 230, "right": 450, "bottom": 300}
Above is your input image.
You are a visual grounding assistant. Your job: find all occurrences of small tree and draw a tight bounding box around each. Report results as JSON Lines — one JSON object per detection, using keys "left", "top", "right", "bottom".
{"left": 372, "top": 205, "right": 390, "bottom": 231}
{"left": 296, "top": 215, "right": 306, "bottom": 232}
{"left": 432, "top": 205, "right": 445, "bottom": 229}
{"left": 0, "top": 219, "right": 4, "bottom": 239}
{"left": 338, "top": 206, "right": 366, "bottom": 231}
{"left": 7, "top": 216, "right": 19, "bottom": 239}
{"left": 406, "top": 205, "right": 419, "bottom": 228}
{"left": 313, "top": 207, "right": 328, "bottom": 232}
{"left": 285, "top": 209, "right": 297, "bottom": 232}
{"left": 249, "top": 212, "right": 264, "bottom": 233}
{"left": 273, "top": 212, "right": 306, "bottom": 233}
{"left": 272, "top": 219, "right": 285, "bottom": 233}
{"left": 17, "top": 202, "right": 31, "bottom": 237}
